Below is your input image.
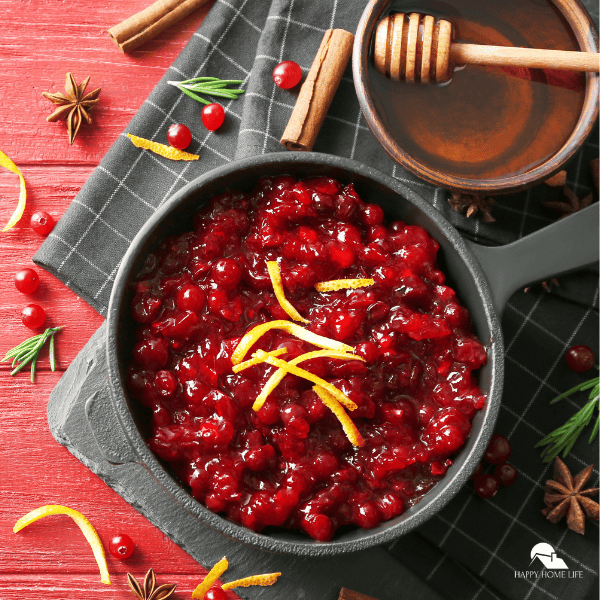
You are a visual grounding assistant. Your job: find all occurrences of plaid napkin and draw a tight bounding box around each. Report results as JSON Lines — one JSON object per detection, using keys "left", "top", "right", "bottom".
{"left": 34, "top": 1, "right": 599, "bottom": 599}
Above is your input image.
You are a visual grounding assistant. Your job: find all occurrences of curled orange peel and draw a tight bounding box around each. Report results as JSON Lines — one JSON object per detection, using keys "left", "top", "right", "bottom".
{"left": 232, "top": 347, "right": 288, "bottom": 373}
{"left": 231, "top": 320, "right": 353, "bottom": 365}
{"left": 315, "top": 278, "right": 375, "bottom": 292}
{"left": 222, "top": 572, "right": 282, "bottom": 590}
{"left": 13, "top": 504, "right": 110, "bottom": 585}
{"left": 253, "top": 350, "right": 358, "bottom": 412}
{"left": 266, "top": 261, "right": 309, "bottom": 323}
{"left": 314, "top": 386, "right": 365, "bottom": 447}
{"left": 127, "top": 133, "right": 200, "bottom": 161}
{"left": 192, "top": 556, "right": 229, "bottom": 599}
{"left": 253, "top": 349, "right": 361, "bottom": 411}
{"left": 0, "top": 149, "right": 27, "bottom": 232}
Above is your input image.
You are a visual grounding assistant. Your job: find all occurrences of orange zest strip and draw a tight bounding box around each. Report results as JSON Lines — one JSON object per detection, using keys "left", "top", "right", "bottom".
{"left": 232, "top": 347, "right": 288, "bottom": 373}
{"left": 315, "top": 278, "right": 375, "bottom": 292}
{"left": 222, "top": 572, "right": 282, "bottom": 590}
{"left": 254, "top": 351, "right": 358, "bottom": 413}
{"left": 313, "top": 386, "right": 365, "bottom": 447}
{"left": 13, "top": 505, "right": 111, "bottom": 585}
{"left": 0, "top": 149, "right": 27, "bottom": 232}
{"left": 253, "top": 349, "right": 362, "bottom": 412}
{"left": 231, "top": 320, "right": 354, "bottom": 365}
{"left": 192, "top": 556, "right": 229, "bottom": 599}
{"left": 127, "top": 133, "right": 200, "bottom": 161}
{"left": 267, "top": 261, "right": 309, "bottom": 324}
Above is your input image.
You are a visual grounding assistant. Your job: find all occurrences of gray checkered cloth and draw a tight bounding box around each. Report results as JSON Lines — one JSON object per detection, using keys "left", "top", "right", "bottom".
{"left": 34, "top": 1, "right": 599, "bottom": 599}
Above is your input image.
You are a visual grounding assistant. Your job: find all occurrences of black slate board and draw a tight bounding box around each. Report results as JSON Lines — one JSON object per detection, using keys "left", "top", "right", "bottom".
{"left": 47, "top": 323, "right": 444, "bottom": 600}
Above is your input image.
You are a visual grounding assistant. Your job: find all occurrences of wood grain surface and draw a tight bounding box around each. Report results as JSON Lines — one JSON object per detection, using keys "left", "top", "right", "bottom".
{"left": 0, "top": 1, "right": 247, "bottom": 598}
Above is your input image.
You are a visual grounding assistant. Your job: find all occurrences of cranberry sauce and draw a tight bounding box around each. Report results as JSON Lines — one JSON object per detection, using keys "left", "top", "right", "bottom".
{"left": 126, "top": 175, "right": 487, "bottom": 541}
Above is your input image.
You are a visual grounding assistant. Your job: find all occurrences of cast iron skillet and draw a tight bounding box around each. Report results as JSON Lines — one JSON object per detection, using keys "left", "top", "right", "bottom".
{"left": 89, "top": 152, "right": 598, "bottom": 556}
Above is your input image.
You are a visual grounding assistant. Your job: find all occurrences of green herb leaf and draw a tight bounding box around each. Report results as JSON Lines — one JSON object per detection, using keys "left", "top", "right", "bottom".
{"left": 3, "top": 327, "right": 63, "bottom": 382}
{"left": 167, "top": 76, "right": 245, "bottom": 106}
{"left": 536, "top": 367, "right": 599, "bottom": 462}
{"left": 49, "top": 334, "right": 56, "bottom": 371}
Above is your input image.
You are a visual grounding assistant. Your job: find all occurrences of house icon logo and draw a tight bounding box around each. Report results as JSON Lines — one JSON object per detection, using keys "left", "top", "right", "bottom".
{"left": 529, "top": 543, "right": 568, "bottom": 570}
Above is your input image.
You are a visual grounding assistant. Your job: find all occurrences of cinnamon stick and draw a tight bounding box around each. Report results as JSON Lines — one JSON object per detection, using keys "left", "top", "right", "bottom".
{"left": 281, "top": 29, "right": 355, "bottom": 152}
{"left": 339, "top": 588, "right": 380, "bottom": 600}
{"left": 107, "top": 0, "right": 211, "bottom": 53}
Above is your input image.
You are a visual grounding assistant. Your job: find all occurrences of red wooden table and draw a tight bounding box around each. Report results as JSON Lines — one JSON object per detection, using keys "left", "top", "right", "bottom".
{"left": 0, "top": 2, "right": 245, "bottom": 598}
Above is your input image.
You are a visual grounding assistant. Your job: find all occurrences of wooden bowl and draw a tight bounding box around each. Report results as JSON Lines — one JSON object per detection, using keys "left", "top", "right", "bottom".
{"left": 353, "top": 0, "right": 599, "bottom": 194}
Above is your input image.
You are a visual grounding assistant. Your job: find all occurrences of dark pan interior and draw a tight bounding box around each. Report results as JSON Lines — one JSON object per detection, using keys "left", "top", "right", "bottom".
{"left": 107, "top": 153, "right": 502, "bottom": 555}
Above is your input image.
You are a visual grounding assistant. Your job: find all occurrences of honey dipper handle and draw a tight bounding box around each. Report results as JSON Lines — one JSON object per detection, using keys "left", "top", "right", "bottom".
{"left": 451, "top": 43, "right": 600, "bottom": 72}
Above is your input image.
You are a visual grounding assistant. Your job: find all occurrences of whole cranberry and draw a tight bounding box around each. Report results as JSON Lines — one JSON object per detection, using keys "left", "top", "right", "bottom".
{"left": 301, "top": 513, "right": 333, "bottom": 541}
{"left": 361, "top": 204, "right": 384, "bottom": 227}
{"left": 15, "top": 268, "right": 40, "bottom": 294}
{"left": 484, "top": 433, "right": 511, "bottom": 464}
{"left": 212, "top": 258, "right": 242, "bottom": 289}
{"left": 155, "top": 370, "right": 178, "bottom": 397}
{"left": 21, "top": 304, "right": 46, "bottom": 329}
{"left": 565, "top": 344, "right": 595, "bottom": 373}
{"left": 108, "top": 533, "right": 135, "bottom": 559}
{"left": 272, "top": 60, "right": 302, "bottom": 89}
{"left": 30, "top": 210, "right": 55, "bottom": 235}
{"left": 176, "top": 284, "right": 206, "bottom": 312}
{"left": 205, "top": 588, "right": 228, "bottom": 600}
{"left": 469, "top": 462, "right": 483, "bottom": 480}
{"left": 473, "top": 473, "right": 499, "bottom": 498}
{"left": 166, "top": 123, "right": 192, "bottom": 150}
{"left": 202, "top": 103, "right": 226, "bottom": 131}
{"left": 495, "top": 463, "right": 518, "bottom": 486}
{"left": 133, "top": 337, "right": 169, "bottom": 370}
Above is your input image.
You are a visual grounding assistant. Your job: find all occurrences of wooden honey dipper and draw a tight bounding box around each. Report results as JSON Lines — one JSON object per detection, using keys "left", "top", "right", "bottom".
{"left": 373, "top": 12, "right": 600, "bottom": 83}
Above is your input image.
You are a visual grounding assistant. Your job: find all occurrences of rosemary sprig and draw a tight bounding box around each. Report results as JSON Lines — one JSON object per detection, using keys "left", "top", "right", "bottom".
{"left": 536, "top": 366, "right": 599, "bottom": 462}
{"left": 2, "top": 327, "right": 63, "bottom": 382}
{"left": 167, "top": 76, "right": 245, "bottom": 105}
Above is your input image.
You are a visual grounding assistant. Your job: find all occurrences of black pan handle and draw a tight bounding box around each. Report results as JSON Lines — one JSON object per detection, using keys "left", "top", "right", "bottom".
{"left": 85, "top": 390, "right": 140, "bottom": 465}
{"left": 468, "top": 202, "right": 599, "bottom": 315}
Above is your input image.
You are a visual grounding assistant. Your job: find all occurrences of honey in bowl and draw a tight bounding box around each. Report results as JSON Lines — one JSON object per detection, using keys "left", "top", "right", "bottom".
{"left": 370, "top": 0, "right": 586, "bottom": 180}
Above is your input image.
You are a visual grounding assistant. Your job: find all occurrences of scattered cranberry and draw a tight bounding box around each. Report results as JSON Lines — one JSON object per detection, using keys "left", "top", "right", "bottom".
{"left": 484, "top": 433, "right": 511, "bottom": 464}
{"left": 167, "top": 123, "right": 192, "bottom": 150}
{"left": 494, "top": 463, "right": 518, "bottom": 486}
{"left": 273, "top": 60, "right": 302, "bottom": 89}
{"left": 15, "top": 268, "right": 40, "bottom": 294}
{"left": 205, "top": 588, "right": 228, "bottom": 600}
{"left": 473, "top": 473, "right": 499, "bottom": 498}
{"left": 202, "top": 103, "right": 225, "bottom": 131}
{"left": 21, "top": 304, "right": 46, "bottom": 329}
{"left": 565, "top": 344, "right": 595, "bottom": 373}
{"left": 469, "top": 462, "right": 483, "bottom": 480}
{"left": 108, "top": 533, "right": 135, "bottom": 559}
{"left": 30, "top": 210, "right": 55, "bottom": 235}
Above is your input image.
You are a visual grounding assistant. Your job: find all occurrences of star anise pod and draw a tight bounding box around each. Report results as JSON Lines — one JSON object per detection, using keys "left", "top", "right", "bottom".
{"left": 42, "top": 73, "right": 101, "bottom": 144}
{"left": 542, "top": 457, "right": 599, "bottom": 534}
{"left": 544, "top": 170, "right": 567, "bottom": 187}
{"left": 448, "top": 192, "right": 496, "bottom": 222}
{"left": 543, "top": 185, "right": 592, "bottom": 219}
{"left": 524, "top": 278, "right": 559, "bottom": 293}
{"left": 127, "top": 568, "right": 177, "bottom": 600}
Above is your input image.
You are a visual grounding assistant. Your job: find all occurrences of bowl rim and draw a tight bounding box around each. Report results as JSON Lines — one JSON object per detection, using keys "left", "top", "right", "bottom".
{"left": 352, "top": 0, "right": 600, "bottom": 194}
{"left": 105, "top": 151, "right": 503, "bottom": 555}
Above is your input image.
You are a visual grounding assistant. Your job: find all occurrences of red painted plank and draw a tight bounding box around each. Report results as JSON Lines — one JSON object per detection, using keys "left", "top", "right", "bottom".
{"left": 0, "top": 0, "right": 214, "bottom": 164}
{"left": 0, "top": 2, "right": 248, "bottom": 598}
{"left": 0, "top": 166, "right": 103, "bottom": 369}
